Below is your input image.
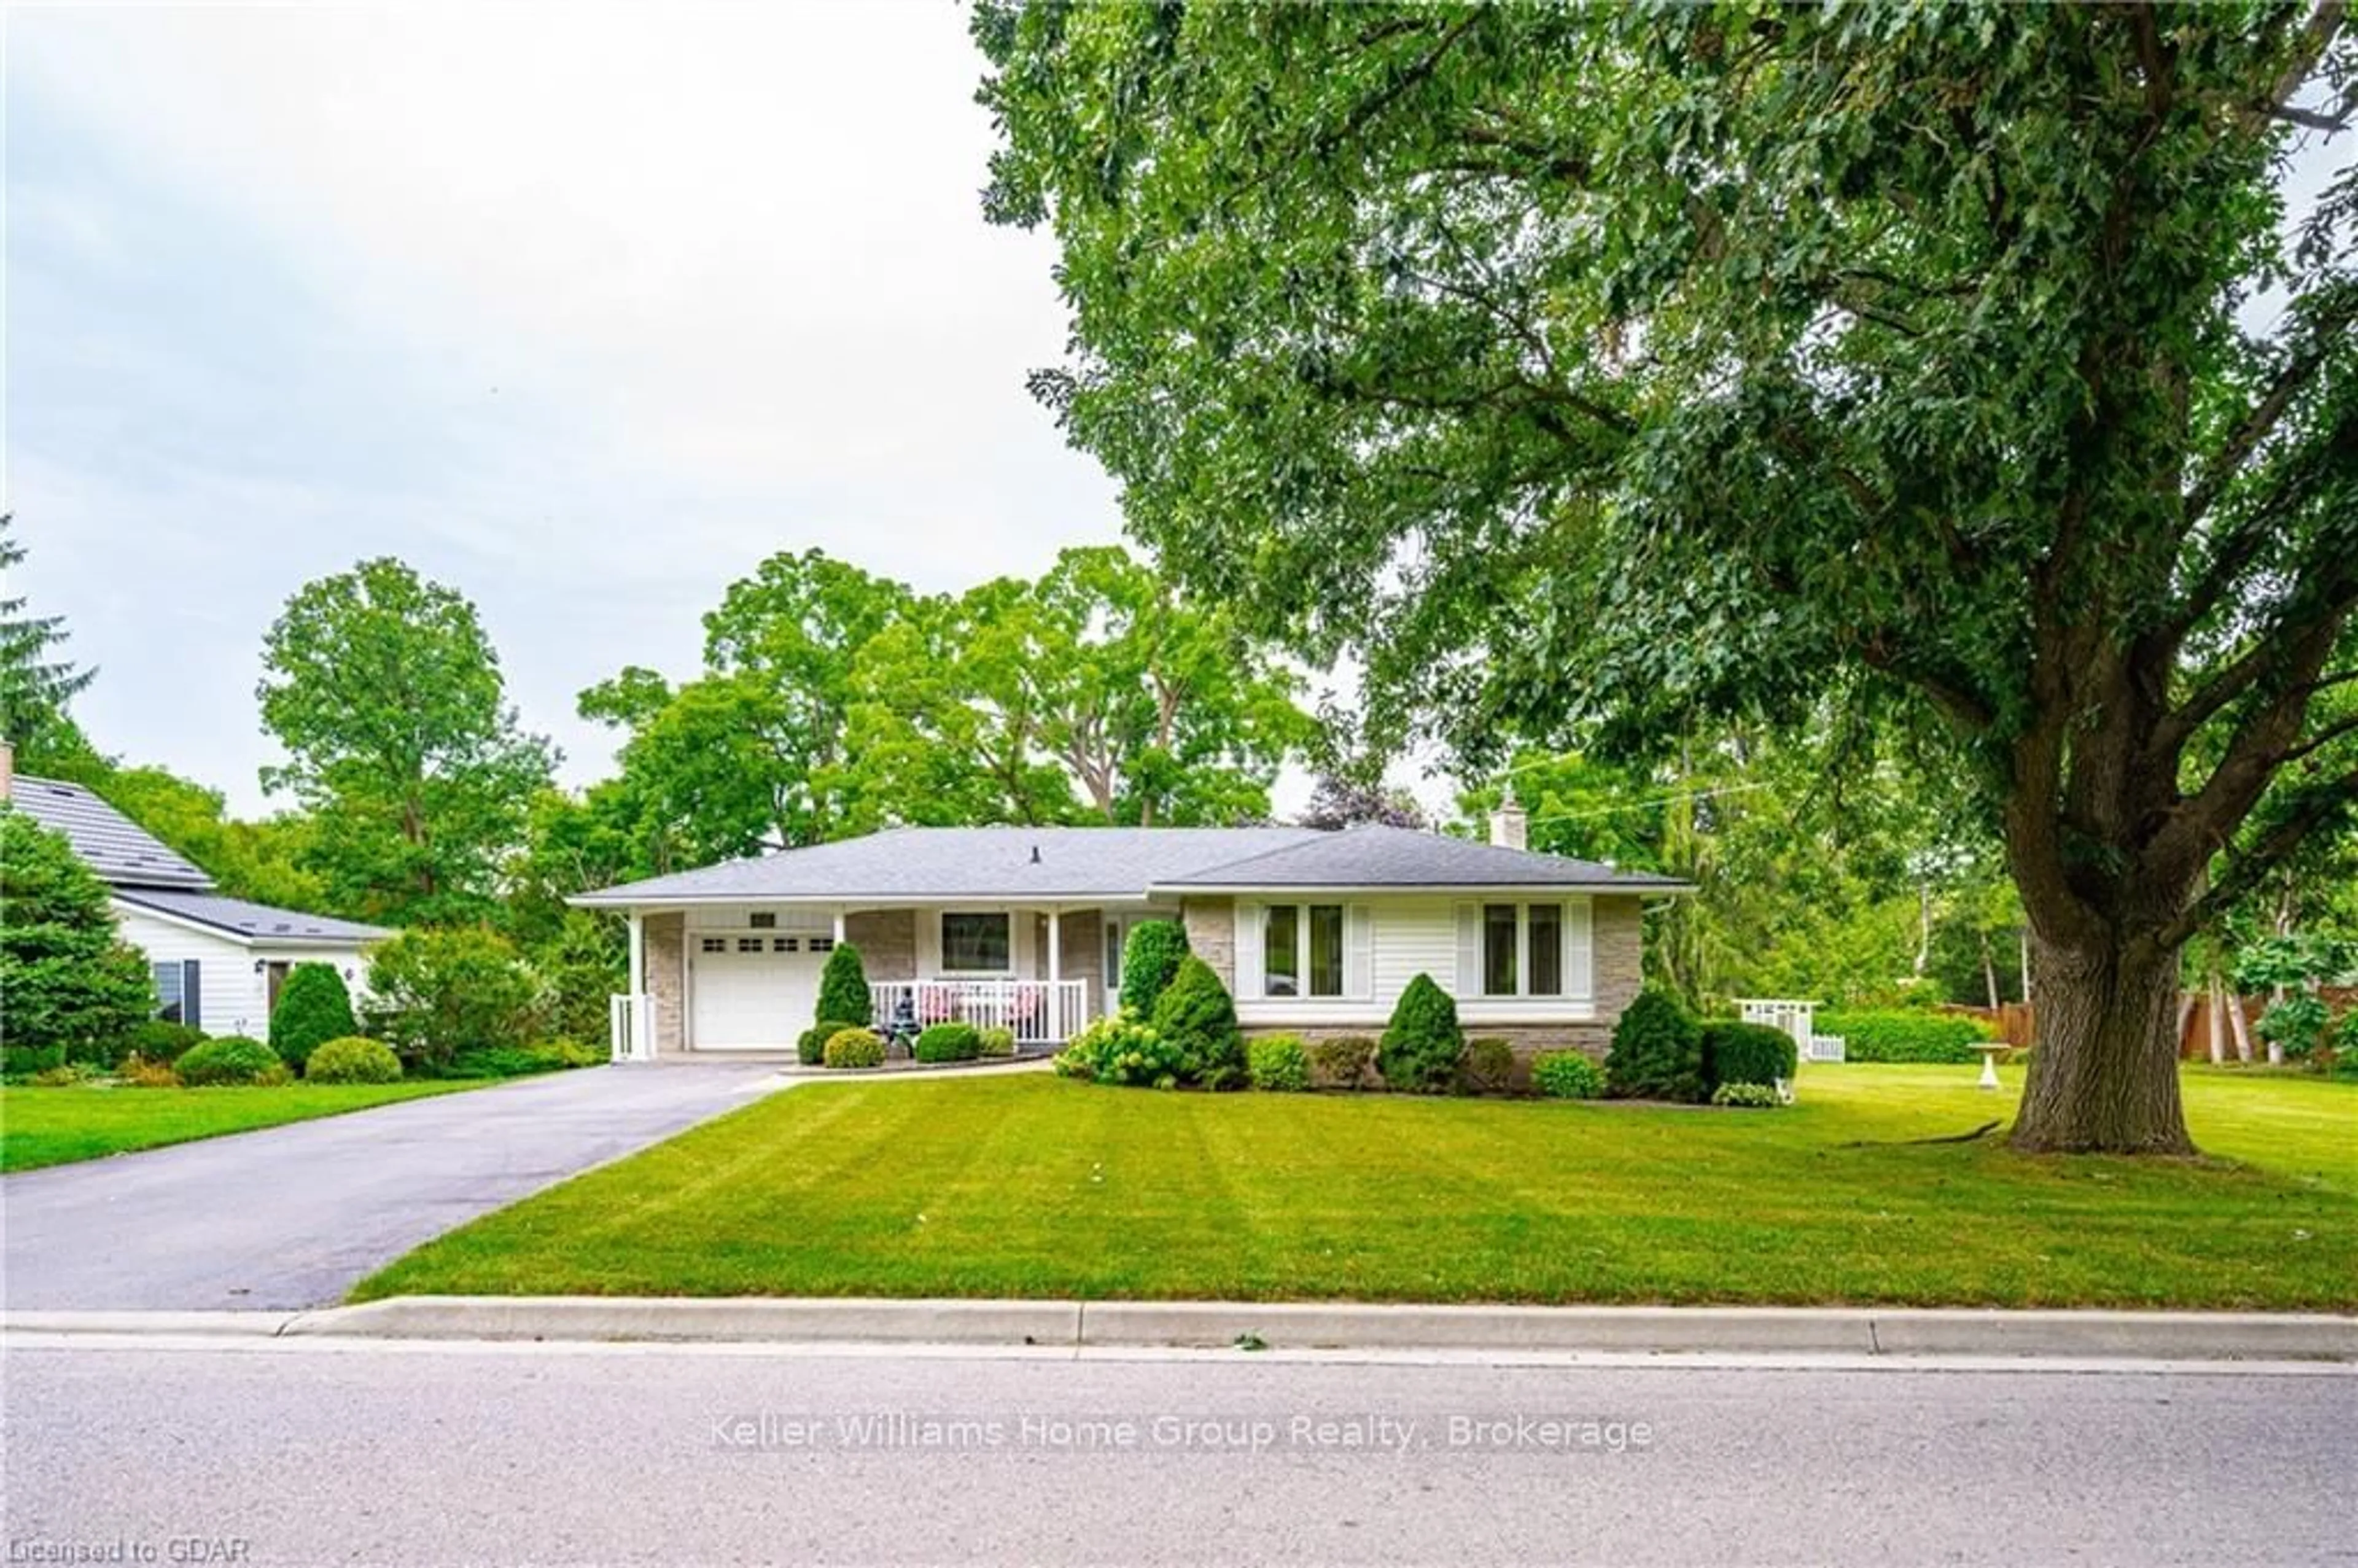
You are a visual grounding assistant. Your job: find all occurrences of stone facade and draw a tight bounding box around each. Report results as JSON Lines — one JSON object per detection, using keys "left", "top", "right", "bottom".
{"left": 644, "top": 911, "right": 685, "bottom": 1054}
{"left": 1180, "top": 896, "right": 1236, "bottom": 991}
{"left": 1592, "top": 894, "right": 1644, "bottom": 1028}
{"left": 846, "top": 909, "right": 917, "bottom": 981}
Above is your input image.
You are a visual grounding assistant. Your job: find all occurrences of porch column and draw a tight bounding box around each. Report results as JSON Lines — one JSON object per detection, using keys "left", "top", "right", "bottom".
{"left": 626, "top": 911, "right": 646, "bottom": 1063}
{"left": 1047, "top": 906, "right": 1062, "bottom": 1040}
{"left": 833, "top": 907, "right": 847, "bottom": 945}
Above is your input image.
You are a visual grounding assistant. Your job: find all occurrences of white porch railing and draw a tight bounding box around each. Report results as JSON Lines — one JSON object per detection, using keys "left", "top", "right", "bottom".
{"left": 609, "top": 992, "right": 654, "bottom": 1063}
{"left": 870, "top": 979, "right": 1090, "bottom": 1046}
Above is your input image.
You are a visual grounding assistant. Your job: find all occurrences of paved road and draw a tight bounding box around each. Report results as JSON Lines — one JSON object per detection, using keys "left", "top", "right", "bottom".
{"left": 2, "top": 1340, "right": 2346, "bottom": 1566}
{"left": 0, "top": 1065, "right": 780, "bottom": 1310}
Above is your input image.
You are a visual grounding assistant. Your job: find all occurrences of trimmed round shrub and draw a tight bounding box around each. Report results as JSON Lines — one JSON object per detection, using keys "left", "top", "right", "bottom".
{"left": 815, "top": 944, "right": 871, "bottom": 1031}
{"left": 1531, "top": 1050, "right": 1605, "bottom": 1100}
{"left": 123, "top": 1019, "right": 208, "bottom": 1065}
{"left": 177, "top": 1034, "right": 288, "bottom": 1087}
{"left": 979, "top": 1026, "right": 1017, "bottom": 1058}
{"left": 1711, "top": 1081, "right": 1781, "bottom": 1109}
{"left": 1149, "top": 955, "right": 1245, "bottom": 1084}
{"left": 823, "top": 1027, "right": 885, "bottom": 1069}
{"left": 270, "top": 961, "right": 360, "bottom": 1076}
{"left": 914, "top": 1022, "right": 984, "bottom": 1063}
{"left": 1247, "top": 1034, "right": 1312, "bottom": 1092}
{"left": 305, "top": 1036, "right": 403, "bottom": 1084}
{"left": 800, "top": 1020, "right": 858, "bottom": 1066}
{"left": 1815, "top": 1009, "right": 1992, "bottom": 1064}
{"left": 1118, "top": 920, "right": 1193, "bottom": 1015}
{"left": 1702, "top": 1020, "right": 1798, "bottom": 1090}
{"left": 1378, "top": 973, "right": 1465, "bottom": 1093}
{"left": 1309, "top": 1035, "right": 1376, "bottom": 1090}
{"left": 1054, "top": 1014, "right": 1184, "bottom": 1085}
{"left": 1605, "top": 990, "right": 1706, "bottom": 1102}
{"left": 1460, "top": 1037, "right": 1517, "bottom": 1095}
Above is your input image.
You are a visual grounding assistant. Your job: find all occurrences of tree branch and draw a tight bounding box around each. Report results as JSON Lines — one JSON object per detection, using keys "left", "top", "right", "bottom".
{"left": 2184, "top": 292, "right": 2357, "bottom": 529}
{"left": 2165, "top": 761, "right": 2358, "bottom": 945}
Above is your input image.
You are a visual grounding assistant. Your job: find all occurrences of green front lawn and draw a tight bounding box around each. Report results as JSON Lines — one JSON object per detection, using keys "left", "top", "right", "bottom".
{"left": 352, "top": 1065, "right": 2358, "bottom": 1310}
{"left": 0, "top": 1081, "right": 483, "bottom": 1173}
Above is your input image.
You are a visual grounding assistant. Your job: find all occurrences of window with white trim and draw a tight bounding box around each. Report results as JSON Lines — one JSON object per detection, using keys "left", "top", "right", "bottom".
{"left": 940, "top": 912, "right": 1010, "bottom": 972}
{"left": 1479, "top": 902, "right": 1568, "bottom": 998}
{"left": 1259, "top": 903, "right": 1345, "bottom": 998}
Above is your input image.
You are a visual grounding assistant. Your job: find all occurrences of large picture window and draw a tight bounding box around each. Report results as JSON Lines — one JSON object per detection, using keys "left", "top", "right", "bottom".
{"left": 940, "top": 912, "right": 1011, "bottom": 972}
{"left": 1259, "top": 904, "right": 1345, "bottom": 999}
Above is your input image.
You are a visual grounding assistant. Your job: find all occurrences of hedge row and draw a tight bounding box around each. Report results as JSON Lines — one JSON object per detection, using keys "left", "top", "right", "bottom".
{"left": 1816, "top": 1009, "right": 1996, "bottom": 1063}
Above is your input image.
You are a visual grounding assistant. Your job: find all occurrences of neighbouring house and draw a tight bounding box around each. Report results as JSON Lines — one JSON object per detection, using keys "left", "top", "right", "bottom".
{"left": 1, "top": 748, "right": 391, "bottom": 1038}
{"left": 572, "top": 796, "right": 1689, "bottom": 1060}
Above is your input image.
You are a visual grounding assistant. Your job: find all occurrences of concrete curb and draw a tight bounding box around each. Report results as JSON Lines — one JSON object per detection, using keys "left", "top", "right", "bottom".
{"left": 10, "top": 1298, "right": 2353, "bottom": 1361}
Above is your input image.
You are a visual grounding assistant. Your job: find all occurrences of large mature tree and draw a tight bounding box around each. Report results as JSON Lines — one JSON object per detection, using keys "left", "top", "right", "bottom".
{"left": 0, "top": 514, "right": 101, "bottom": 773}
{"left": 588, "top": 544, "right": 1310, "bottom": 844}
{"left": 580, "top": 550, "right": 917, "bottom": 858}
{"left": 259, "top": 558, "right": 554, "bottom": 924}
{"left": 979, "top": 2, "right": 2358, "bottom": 1152}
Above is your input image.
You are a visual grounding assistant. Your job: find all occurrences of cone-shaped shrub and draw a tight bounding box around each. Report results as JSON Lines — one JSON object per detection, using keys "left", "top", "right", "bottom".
{"left": 1378, "top": 973, "right": 1464, "bottom": 1092}
{"left": 1605, "top": 990, "right": 1706, "bottom": 1101}
{"left": 1119, "top": 920, "right": 1192, "bottom": 1015}
{"left": 1148, "top": 955, "right": 1242, "bottom": 1084}
{"left": 815, "top": 943, "right": 871, "bottom": 1028}
{"left": 270, "top": 961, "right": 359, "bottom": 1076}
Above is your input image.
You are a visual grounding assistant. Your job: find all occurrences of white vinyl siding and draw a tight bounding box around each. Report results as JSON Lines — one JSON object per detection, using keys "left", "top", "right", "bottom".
{"left": 110, "top": 901, "right": 375, "bottom": 1039}
{"left": 1235, "top": 894, "right": 1595, "bottom": 1030}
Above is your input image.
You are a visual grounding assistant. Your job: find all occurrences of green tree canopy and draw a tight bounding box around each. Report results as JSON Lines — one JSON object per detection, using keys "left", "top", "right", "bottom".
{"left": 978, "top": 1, "right": 2358, "bottom": 1154}
{"left": 0, "top": 807, "right": 155, "bottom": 1065}
{"left": 259, "top": 558, "right": 555, "bottom": 925}
{"left": 0, "top": 514, "right": 101, "bottom": 775}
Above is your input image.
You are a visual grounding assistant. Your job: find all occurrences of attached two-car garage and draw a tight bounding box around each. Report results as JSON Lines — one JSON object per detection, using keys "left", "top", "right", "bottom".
{"left": 687, "top": 930, "right": 834, "bottom": 1050}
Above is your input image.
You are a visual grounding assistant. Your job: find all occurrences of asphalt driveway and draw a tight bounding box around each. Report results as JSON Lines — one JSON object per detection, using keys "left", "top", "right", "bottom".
{"left": 1, "top": 1063, "right": 782, "bottom": 1310}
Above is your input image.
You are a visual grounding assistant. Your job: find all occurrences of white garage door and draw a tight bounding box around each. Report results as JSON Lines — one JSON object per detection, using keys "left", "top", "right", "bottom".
{"left": 690, "top": 934, "right": 825, "bottom": 1050}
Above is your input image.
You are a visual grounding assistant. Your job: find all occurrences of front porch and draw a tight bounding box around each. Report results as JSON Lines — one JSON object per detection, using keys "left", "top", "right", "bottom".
{"left": 609, "top": 899, "right": 1161, "bottom": 1061}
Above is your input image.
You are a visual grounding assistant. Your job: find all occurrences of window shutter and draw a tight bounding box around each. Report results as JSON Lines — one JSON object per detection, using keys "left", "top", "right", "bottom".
{"left": 1454, "top": 903, "right": 1481, "bottom": 996}
{"left": 1345, "top": 905, "right": 1374, "bottom": 999}
{"left": 1233, "top": 902, "right": 1263, "bottom": 999}
{"left": 182, "top": 958, "right": 203, "bottom": 1031}
{"left": 1566, "top": 898, "right": 1594, "bottom": 999}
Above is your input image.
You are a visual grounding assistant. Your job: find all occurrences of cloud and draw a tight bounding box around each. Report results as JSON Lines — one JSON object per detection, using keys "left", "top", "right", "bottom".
{"left": 7, "top": 2, "right": 1123, "bottom": 812}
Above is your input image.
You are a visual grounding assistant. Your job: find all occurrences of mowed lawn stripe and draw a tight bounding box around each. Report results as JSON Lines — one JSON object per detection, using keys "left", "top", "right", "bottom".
{"left": 351, "top": 1066, "right": 2357, "bottom": 1310}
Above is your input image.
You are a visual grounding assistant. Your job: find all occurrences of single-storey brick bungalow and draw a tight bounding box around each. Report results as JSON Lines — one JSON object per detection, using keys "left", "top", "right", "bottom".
{"left": 572, "top": 798, "right": 1688, "bottom": 1060}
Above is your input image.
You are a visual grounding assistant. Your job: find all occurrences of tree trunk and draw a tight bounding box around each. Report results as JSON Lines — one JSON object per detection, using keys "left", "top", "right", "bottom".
{"left": 1980, "top": 930, "right": 2000, "bottom": 1010}
{"left": 2010, "top": 932, "right": 2193, "bottom": 1155}
{"left": 2227, "top": 988, "right": 2254, "bottom": 1063}
{"left": 2206, "top": 964, "right": 2225, "bottom": 1065}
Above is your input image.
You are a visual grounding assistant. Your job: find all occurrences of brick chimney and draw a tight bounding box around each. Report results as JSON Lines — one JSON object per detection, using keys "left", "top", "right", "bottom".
{"left": 1488, "top": 785, "right": 1527, "bottom": 852}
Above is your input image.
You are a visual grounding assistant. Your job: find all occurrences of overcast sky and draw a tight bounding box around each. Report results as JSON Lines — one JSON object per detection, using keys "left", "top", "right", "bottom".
{"left": 6, "top": 2, "right": 1134, "bottom": 817}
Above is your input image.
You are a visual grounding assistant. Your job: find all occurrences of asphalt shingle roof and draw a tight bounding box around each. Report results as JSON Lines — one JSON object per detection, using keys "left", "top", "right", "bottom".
{"left": 8, "top": 772, "right": 392, "bottom": 944}
{"left": 572, "top": 826, "right": 1328, "bottom": 904}
{"left": 572, "top": 823, "right": 1688, "bottom": 905}
{"left": 6, "top": 775, "right": 213, "bottom": 889}
{"left": 114, "top": 888, "right": 394, "bottom": 945}
{"left": 1154, "top": 823, "right": 1689, "bottom": 889}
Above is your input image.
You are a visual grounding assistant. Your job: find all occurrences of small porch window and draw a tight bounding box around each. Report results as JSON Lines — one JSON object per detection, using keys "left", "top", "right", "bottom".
{"left": 940, "top": 912, "right": 1011, "bottom": 972}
